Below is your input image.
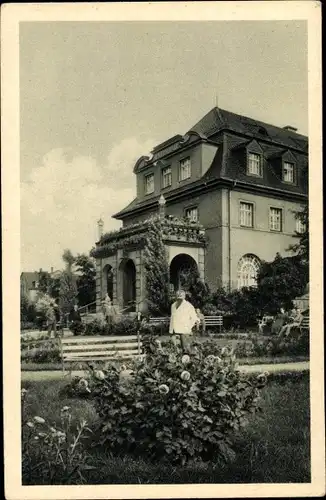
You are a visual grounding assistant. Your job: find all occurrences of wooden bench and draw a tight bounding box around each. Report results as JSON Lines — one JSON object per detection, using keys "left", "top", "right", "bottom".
{"left": 300, "top": 315, "right": 309, "bottom": 333}
{"left": 148, "top": 315, "right": 223, "bottom": 333}
{"left": 60, "top": 335, "right": 143, "bottom": 372}
{"left": 204, "top": 315, "right": 223, "bottom": 333}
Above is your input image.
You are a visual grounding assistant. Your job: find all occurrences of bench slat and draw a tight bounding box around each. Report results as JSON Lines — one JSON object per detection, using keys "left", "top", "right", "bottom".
{"left": 61, "top": 336, "right": 138, "bottom": 344}
{"left": 64, "top": 349, "right": 140, "bottom": 358}
{"left": 65, "top": 355, "right": 143, "bottom": 361}
{"left": 62, "top": 342, "right": 141, "bottom": 352}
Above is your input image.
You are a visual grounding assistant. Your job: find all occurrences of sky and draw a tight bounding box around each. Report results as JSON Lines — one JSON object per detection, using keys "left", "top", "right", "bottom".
{"left": 20, "top": 20, "right": 308, "bottom": 272}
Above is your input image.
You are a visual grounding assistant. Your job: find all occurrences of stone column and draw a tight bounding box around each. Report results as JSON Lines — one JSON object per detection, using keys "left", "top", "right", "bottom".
{"left": 198, "top": 247, "right": 205, "bottom": 281}
{"left": 95, "top": 258, "right": 102, "bottom": 312}
{"left": 116, "top": 249, "right": 124, "bottom": 309}
{"left": 135, "top": 249, "right": 142, "bottom": 309}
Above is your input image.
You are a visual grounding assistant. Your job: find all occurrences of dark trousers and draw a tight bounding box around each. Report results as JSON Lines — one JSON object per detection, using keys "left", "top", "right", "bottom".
{"left": 47, "top": 321, "right": 57, "bottom": 337}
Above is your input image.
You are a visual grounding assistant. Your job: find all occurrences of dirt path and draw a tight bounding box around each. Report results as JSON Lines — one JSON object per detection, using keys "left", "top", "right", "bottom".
{"left": 21, "top": 361, "right": 309, "bottom": 382}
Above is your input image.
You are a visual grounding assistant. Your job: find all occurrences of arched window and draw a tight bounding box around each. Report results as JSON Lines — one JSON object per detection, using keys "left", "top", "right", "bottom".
{"left": 237, "top": 254, "right": 260, "bottom": 289}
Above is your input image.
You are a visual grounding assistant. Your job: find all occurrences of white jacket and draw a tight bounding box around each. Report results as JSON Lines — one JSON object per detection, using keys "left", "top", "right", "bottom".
{"left": 169, "top": 300, "right": 199, "bottom": 335}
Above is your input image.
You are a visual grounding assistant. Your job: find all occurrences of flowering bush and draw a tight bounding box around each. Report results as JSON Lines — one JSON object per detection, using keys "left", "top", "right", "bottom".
{"left": 59, "top": 376, "right": 93, "bottom": 399}
{"left": 21, "top": 389, "right": 93, "bottom": 484}
{"left": 89, "top": 336, "right": 268, "bottom": 465}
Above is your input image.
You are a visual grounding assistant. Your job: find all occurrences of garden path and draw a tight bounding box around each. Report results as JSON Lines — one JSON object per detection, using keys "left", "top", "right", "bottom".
{"left": 21, "top": 360, "right": 309, "bottom": 382}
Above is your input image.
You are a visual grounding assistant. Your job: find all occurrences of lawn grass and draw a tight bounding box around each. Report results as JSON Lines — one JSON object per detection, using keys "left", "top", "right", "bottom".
{"left": 22, "top": 374, "right": 310, "bottom": 484}
{"left": 21, "top": 355, "right": 309, "bottom": 372}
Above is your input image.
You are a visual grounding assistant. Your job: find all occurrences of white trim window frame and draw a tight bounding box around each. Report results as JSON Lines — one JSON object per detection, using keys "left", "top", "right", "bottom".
{"left": 283, "top": 161, "right": 295, "bottom": 183}
{"left": 239, "top": 202, "right": 254, "bottom": 227}
{"left": 247, "top": 152, "right": 262, "bottom": 177}
{"left": 162, "top": 166, "right": 172, "bottom": 188}
{"left": 237, "top": 255, "right": 260, "bottom": 289}
{"left": 269, "top": 207, "right": 282, "bottom": 232}
{"left": 179, "top": 157, "right": 191, "bottom": 181}
{"left": 185, "top": 206, "right": 198, "bottom": 222}
{"left": 296, "top": 218, "right": 306, "bottom": 234}
{"left": 144, "top": 173, "right": 154, "bottom": 194}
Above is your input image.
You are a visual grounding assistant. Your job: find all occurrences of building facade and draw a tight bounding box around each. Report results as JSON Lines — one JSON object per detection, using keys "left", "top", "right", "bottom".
{"left": 93, "top": 107, "right": 308, "bottom": 312}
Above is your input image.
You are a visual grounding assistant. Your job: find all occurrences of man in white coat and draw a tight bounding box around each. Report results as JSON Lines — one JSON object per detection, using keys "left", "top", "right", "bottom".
{"left": 169, "top": 289, "right": 199, "bottom": 351}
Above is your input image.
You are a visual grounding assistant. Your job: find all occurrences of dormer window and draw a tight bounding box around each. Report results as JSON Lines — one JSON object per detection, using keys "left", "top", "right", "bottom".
{"left": 283, "top": 162, "right": 295, "bottom": 183}
{"left": 247, "top": 153, "right": 262, "bottom": 177}
{"left": 179, "top": 157, "right": 191, "bottom": 181}
{"left": 162, "top": 166, "right": 172, "bottom": 188}
{"left": 144, "top": 173, "right": 154, "bottom": 194}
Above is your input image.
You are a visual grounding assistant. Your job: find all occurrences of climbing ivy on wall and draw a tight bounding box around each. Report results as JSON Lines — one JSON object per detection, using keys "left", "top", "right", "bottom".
{"left": 143, "top": 220, "right": 171, "bottom": 316}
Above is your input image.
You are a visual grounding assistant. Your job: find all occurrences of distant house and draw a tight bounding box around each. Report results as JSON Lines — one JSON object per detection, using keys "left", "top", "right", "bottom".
{"left": 20, "top": 272, "right": 41, "bottom": 302}
{"left": 21, "top": 267, "right": 79, "bottom": 303}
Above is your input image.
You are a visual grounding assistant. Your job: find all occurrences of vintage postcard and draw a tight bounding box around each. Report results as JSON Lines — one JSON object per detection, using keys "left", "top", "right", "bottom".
{"left": 1, "top": 1, "right": 324, "bottom": 499}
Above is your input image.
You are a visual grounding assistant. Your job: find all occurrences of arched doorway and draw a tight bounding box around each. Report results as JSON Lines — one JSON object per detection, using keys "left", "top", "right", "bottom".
{"left": 169, "top": 253, "right": 198, "bottom": 292}
{"left": 103, "top": 265, "right": 114, "bottom": 301}
{"left": 119, "top": 259, "right": 136, "bottom": 311}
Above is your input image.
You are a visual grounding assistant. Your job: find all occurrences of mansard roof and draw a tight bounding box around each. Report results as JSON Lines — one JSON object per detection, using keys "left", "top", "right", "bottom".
{"left": 188, "top": 107, "right": 308, "bottom": 152}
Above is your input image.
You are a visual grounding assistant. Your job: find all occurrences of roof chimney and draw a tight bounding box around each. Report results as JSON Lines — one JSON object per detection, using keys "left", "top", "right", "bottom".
{"left": 51, "top": 267, "right": 54, "bottom": 274}
{"left": 283, "top": 125, "right": 298, "bottom": 133}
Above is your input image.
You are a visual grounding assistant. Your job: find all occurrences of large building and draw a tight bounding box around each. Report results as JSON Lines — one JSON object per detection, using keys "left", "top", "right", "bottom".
{"left": 92, "top": 107, "right": 308, "bottom": 313}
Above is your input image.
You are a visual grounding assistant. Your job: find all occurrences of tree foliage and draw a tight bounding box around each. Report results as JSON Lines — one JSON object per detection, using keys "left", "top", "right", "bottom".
{"left": 180, "top": 267, "right": 211, "bottom": 310}
{"left": 37, "top": 271, "right": 51, "bottom": 294}
{"left": 256, "top": 252, "right": 308, "bottom": 314}
{"left": 59, "top": 249, "right": 77, "bottom": 316}
{"left": 75, "top": 254, "right": 96, "bottom": 307}
{"left": 288, "top": 203, "right": 309, "bottom": 265}
{"left": 143, "top": 220, "right": 171, "bottom": 316}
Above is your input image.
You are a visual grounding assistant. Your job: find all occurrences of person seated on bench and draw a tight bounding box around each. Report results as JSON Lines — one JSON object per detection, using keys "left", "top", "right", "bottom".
{"left": 279, "top": 307, "right": 303, "bottom": 337}
{"left": 271, "top": 308, "right": 289, "bottom": 335}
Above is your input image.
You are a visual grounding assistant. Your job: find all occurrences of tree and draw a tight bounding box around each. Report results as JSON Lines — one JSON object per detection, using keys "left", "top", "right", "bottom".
{"left": 143, "top": 220, "right": 171, "bottom": 316}
{"left": 288, "top": 203, "right": 309, "bottom": 265}
{"left": 179, "top": 267, "right": 211, "bottom": 310}
{"left": 37, "top": 271, "right": 51, "bottom": 294}
{"left": 257, "top": 252, "right": 308, "bottom": 314}
{"left": 74, "top": 254, "right": 96, "bottom": 307}
{"left": 59, "top": 249, "right": 77, "bottom": 319}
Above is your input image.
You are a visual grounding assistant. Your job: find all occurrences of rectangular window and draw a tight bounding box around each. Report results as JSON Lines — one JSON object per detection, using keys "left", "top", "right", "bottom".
{"left": 283, "top": 162, "right": 295, "bottom": 183}
{"left": 296, "top": 218, "right": 306, "bottom": 234}
{"left": 185, "top": 206, "right": 198, "bottom": 222}
{"left": 162, "top": 166, "right": 172, "bottom": 188}
{"left": 240, "top": 202, "right": 254, "bottom": 227}
{"left": 144, "top": 173, "right": 154, "bottom": 194}
{"left": 179, "top": 157, "right": 191, "bottom": 181}
{"left": 247, "top": 153, "right": 262, "bottom": 176}
{"left": 269, "top": 207, "right": 282, "bottom": 232}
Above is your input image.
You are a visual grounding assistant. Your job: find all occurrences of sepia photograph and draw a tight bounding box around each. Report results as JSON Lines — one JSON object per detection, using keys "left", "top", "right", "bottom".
{"left": 1, "top": 2, "right": 324, "bottom": 499}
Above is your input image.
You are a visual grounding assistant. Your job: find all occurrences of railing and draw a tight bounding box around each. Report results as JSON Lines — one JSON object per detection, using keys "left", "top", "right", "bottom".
{"left": 78, "top": 301, "right": 97, "bottom": 316}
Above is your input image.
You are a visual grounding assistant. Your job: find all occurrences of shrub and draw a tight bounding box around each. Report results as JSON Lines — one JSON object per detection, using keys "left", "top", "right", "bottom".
{"left": 70, "top": 321, "right": 85, "bottom": 336}
{"left": 89, "top": 337, "right": 267, "bottom": 466}
{"left": 21, "top": 321, "right": 37, "bottom": 331}
{"left": 234, "top": 331, "right": 309, "bottom": 358}
{"left": 84, "top": 314, "right": 139, "bottom": 336}
{"left": 21, "top": 340, "right": 61, "bottom": 364}
{"left": 84, "top": 313, "right": 107, "bottom": 335}
{"left": 21, "top": 389, "right": 93, "bottom": 484}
